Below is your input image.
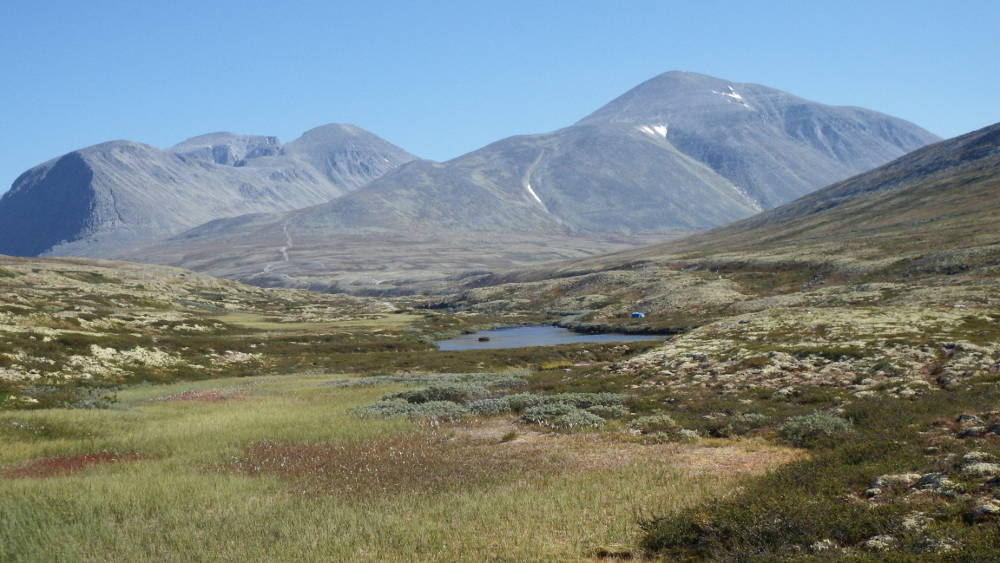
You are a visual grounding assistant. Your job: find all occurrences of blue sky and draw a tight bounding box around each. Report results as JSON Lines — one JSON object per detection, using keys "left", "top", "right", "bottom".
{"left": 1, "top": 0, "right": 998, "bottom": 192}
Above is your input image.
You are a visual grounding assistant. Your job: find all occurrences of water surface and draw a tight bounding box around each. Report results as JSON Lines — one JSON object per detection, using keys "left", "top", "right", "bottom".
{"left": 435, "top": 325, "right": 663, "bottom": 351}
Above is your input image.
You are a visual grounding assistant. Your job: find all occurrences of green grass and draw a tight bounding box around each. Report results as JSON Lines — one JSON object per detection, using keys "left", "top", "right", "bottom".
{"left": 213, "top": 311, "right": 423, "bottom": 331}
{"left": 0, "top": 373, "right": 766, "bottom": 562}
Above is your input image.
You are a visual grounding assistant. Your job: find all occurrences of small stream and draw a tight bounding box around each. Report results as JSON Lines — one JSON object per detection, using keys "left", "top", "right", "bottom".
{"left": 434, "top": 325, "right": 663, "bottom": 351}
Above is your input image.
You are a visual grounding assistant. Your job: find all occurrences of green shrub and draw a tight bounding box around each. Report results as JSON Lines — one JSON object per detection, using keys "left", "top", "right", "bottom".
{"left": 705, "top": 412, "right": 770, "bottom": 437}
{"left": 506, "top": 393, "right": 549, "bottom": 412}
{"left": 520, "top": 403, "right": 605, "bottom": 429}
{"left": 467, "top": 397, "right": 513, "bottom": 417}
{"left": 353, "top": 399, "right": 470, "bottom": 422}
{"left": 587, "top": 404, "right": 629, "bottom": 419}
{"left": 629, "top": 414, "right": 679, "bottom": 434}
{"left": 506, "top": 392, "right": 628, "bottom": 412}
{"left": 779, "top": 411, "right": 852, "bottom": 447}
{"left": 549, "top": 392, "right": 628, "bottom": 409}
{"left": 382, "top": 383, "right": 489, "bottom": 404}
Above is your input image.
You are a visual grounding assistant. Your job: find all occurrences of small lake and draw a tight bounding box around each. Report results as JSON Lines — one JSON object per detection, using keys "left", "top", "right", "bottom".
{"left": 435, "top": 325, "right": 664, "bottom": 351}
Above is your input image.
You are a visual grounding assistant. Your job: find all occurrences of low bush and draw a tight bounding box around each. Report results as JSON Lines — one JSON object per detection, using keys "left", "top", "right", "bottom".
{"left": 629, "top": 414, "right": 680, "bottom": 434}
{"left": 520, "top": 403, "right": 605, "bottom": 430}
{"left": 779, "top": 411, "right": 852, "bottom": 447}
{"left": 353, "top": 399, "right": 469, "bottom": 422}
{"left": 467, "top": 397, "right": 513, "bottom": 417}
{"left": 587, "top": 404, "right": 629, "bottom": 419}
{"left": 383, "top": 383, "right": 489, "bottom": 404}
{"left": 705, "top": 412, "right": 770, "bottom": 438}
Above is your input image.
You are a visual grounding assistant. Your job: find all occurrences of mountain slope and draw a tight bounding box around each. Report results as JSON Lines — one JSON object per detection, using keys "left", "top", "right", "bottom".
{"left": 0, "top": 124, "right": 415, "bottom": 257}
{"left": 451, "top": 122, "right": 1000, "bottom": 327}
{"left": 579, "top": 71, "right": 938, "bottom": 208}
{"left": 132, "top": 71, "right": 938, "bottom": 293}
{"left": 197, "top": 71, "right": 937, "bottom": 240}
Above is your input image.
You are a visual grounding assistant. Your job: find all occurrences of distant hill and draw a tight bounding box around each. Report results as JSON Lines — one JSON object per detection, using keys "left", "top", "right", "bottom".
{"left": 0, "top": 124, "right": 415, "bottom": 257}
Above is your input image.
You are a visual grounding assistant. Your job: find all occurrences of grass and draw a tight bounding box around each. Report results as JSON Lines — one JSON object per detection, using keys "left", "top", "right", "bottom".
{"left": 0, "top": 372, "right": 786, "bottom": 562}
{"left": 212, "top": 311, "right": 423, "bottom": 331}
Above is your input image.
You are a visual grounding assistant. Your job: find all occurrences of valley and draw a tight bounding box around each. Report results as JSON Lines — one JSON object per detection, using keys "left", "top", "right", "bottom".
{"left": 2, "top": 120, "right": 1000, "bottom": 559}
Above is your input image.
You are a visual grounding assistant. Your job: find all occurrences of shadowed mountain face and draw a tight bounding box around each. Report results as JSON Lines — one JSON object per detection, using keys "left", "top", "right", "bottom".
{"left": 0, "top": 124, "right": 415, "bottom": 257}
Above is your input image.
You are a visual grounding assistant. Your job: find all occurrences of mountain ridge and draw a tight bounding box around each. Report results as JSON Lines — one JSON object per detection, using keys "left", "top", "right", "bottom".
{"left": 0, "top": 124, "right": 416, "bottom": 257}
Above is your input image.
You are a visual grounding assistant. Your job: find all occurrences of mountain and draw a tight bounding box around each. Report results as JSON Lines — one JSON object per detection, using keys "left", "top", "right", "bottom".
{"left": 131, "top": 71, "right": 938, "bottom": 293}
{"left": 0, "top": 124, "right": 415, "bottom": 257}
{"left": 450, "top": 121, "right": 1000, "bottom": 328}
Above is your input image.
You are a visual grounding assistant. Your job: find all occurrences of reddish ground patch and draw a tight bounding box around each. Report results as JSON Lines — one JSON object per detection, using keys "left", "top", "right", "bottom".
{"left": 156, "top": 389, "right": 242, "bottom": 402}
{"left": 3, "top": 451, "right": 144, "bottom": 479}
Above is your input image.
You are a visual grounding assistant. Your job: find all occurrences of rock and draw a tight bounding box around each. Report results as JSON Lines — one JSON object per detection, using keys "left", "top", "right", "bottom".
{"left": 919, "top": 537, "right": 958, "bottom": 553}
{"left": 901, "top": 511, "right": 932, "bottom": 531}
{"left": 962, "top": 451, "right": 992, "bottom": 463}
{"left": 871, "top": 473, "right": 922, "bottom": 489}
{"left": 774, "top": 386, "right": 796, "bottom": 398}
{"left": 957, "top": 413, "right": 983, "bottom": 425}
{"left": 961, "top": 462, "right": 1000, "bottom": 477}
{"left": 959, "top": 425, "right": 987, "bottom": 438}
{"left": 864, "top": 535, "right": 897, "bottom": 551}
{"left": 966, "top": 499, "right": 1000, "bottom": 523}
{"left": 915, "top": 472, "right": 957, "bottom": 492}
{"left": 865, "top": 487, "right": 882, "bottom": 498}
{"left": 810, "top": 539, "right": 838, "bottom": 553}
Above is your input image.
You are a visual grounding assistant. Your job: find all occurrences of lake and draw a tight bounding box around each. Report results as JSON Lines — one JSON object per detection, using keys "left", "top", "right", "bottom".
{"left": 434, "top": 325, "right": 664, "bottom": 351}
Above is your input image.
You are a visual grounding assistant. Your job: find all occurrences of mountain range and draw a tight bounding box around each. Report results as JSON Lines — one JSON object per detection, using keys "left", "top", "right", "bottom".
{"left": 0, "top": 71, "right": 940, "bottom": 292}
{"left": 0, "top": 124, "right": 414, "bottom": 257}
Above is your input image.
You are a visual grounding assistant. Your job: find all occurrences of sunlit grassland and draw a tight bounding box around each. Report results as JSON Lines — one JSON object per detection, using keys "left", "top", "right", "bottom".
{"left": 212, "top": 311, "right": 423, "bottom": 332}
{"left": 0, "top": 373, "right": 777, "bottom": 562}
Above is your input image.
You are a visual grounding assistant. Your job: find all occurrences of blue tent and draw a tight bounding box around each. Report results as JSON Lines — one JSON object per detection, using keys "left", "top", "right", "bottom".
{"left": 630, "top": 312, "right": 646, "bottom": 319}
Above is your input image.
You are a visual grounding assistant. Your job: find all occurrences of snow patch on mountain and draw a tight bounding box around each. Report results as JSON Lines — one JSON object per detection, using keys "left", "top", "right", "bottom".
{"left": 638, "top": 124, "right": 668, "bottom": 138}
{"left": 713, "top": 85, "right": 753, "bottom": 109}
{"left": 525, "top": 182, "right": 549, "bottom": 213}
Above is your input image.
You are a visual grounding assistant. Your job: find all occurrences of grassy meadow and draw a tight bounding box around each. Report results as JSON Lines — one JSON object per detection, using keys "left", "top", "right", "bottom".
{"left": 0, "top": 373, "right": 790, "bottom": 562}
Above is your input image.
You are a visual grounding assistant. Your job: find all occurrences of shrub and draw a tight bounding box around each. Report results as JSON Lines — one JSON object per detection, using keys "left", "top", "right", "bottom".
{"left": 630, "top": 414, "right": 679, "bottom": 434}
{"left": 467, "top": 397, "right": 513, "bottom": 417}
{"left": 587, "top": 404, "right": 630, "bottom": 419}
{"left": 520, "top": 403, "right": 605, "bottom": 429}
{"left": 506, "top": 393, "right": 549, "bottom": 412}
{"left": 706, "top": 412, "right": 770, "bottom": 438}
{"left": 506, "top": 392, "right": 628, "bottom": 412}
{"left": 779, "top": 411, "right": 852, "bottom": 447}
{"left": 549, "top": 392, "right": 628, "bottom": 409}
{"left": 382, "top": 383, "right": 489, "bottom": 404}
{"left": 353, "top": 399, "right": 470, "bottom": 422}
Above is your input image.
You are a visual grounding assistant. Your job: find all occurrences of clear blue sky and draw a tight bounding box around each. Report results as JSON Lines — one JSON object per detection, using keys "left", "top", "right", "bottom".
{"left": 2, "top": 0, "right": 998, "bottom": 192}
